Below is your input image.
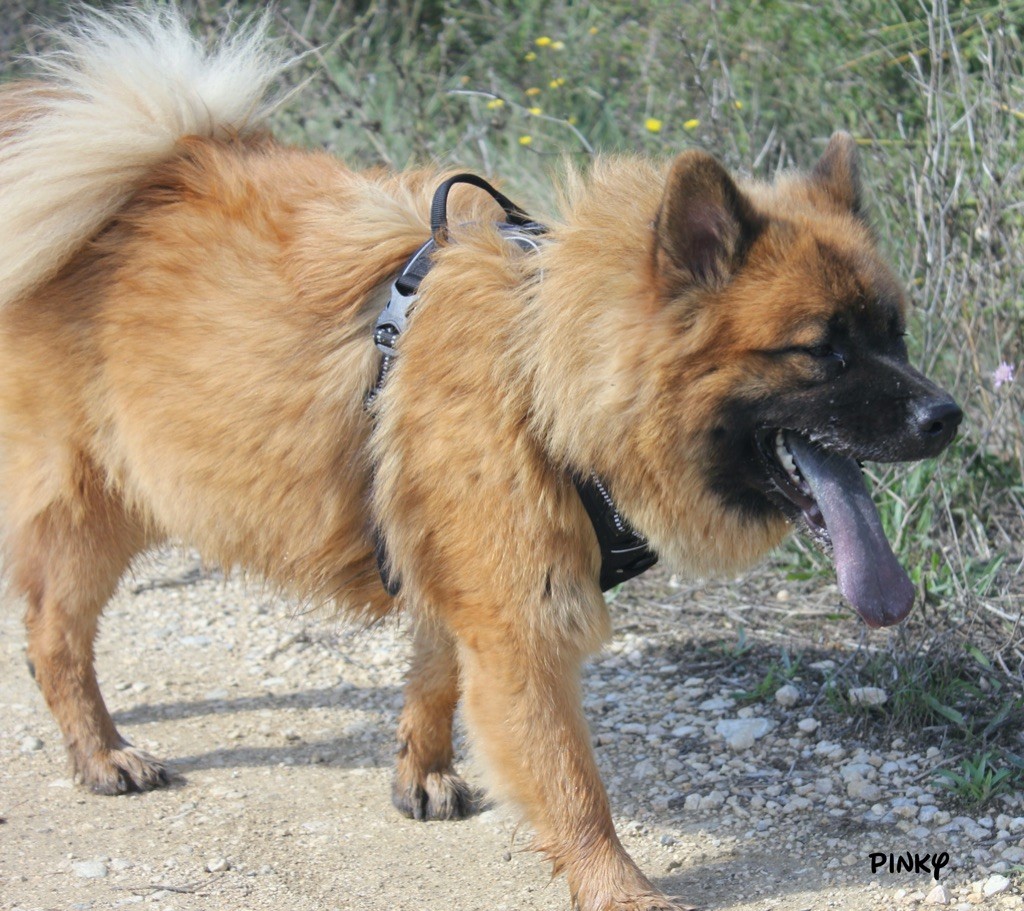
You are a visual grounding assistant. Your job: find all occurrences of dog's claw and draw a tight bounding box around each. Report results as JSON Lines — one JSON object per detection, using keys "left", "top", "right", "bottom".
{"left": 78, "top": 745, "right": 171, "bottom": 796}
{"left": 392, "top": 770, "right": 477, "bottom": 821}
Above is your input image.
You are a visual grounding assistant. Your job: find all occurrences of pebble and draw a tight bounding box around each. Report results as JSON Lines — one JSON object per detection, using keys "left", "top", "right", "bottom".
{"left": 205, "top": 857, "right": 230, "bottom": 873}
{"left": 797, "top": 717, "right": 819, "bottom": 733}
{"left": 19, "top": 736, "right": 44, "bottom": 752}
{"left": 715, "top": 718, "right": 773, "bottom": 751}
{"left": 774, "top": 684, "right": 800, "bottom": 707}
{"left": 925, "top": 884, "right": 950, "bottom": 905}
{"left": 846, "top": 779, "right": 881, "bottom": 801}
{"left": 848, "top": 686, "right": 888, "bottom": 706}
{"left": 983, "top": 875, "right": 1010, "bottom": 896}
{"left": 72, "top": 861, "right": 108, "bottom": 879}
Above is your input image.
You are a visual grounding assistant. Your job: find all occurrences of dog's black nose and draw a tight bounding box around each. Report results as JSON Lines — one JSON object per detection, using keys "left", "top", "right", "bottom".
{"left": 915, "top": 398, "right": 963, "bottom": 450}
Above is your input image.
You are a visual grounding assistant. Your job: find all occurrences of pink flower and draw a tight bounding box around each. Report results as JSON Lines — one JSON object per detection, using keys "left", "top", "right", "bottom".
{"left": 992, "top": 361, "right": 1015, "bottom": 389}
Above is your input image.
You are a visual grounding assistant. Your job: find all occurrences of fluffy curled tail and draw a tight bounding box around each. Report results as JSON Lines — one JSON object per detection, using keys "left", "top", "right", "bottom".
{"left": 0, "top": 4, "right": 291, "bottom": 310}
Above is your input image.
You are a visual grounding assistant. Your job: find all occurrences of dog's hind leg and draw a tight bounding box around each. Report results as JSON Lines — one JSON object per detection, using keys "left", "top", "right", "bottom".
{"left": 10, "top": 459, "right": 163, "bottom": 794}
{"left": 391, "top": 617, "right": 474, "bottom": 820}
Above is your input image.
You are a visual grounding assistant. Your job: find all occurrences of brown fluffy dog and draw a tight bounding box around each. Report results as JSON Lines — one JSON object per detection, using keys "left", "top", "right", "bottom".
{"left": 0, "top": 8, "right": 961, "bottom": 911}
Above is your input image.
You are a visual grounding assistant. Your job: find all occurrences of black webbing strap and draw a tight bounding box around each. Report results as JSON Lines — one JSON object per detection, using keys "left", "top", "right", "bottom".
{"left": 574, "top": 474, "right": 659, "bottom": 591}
{"left": 370, "top": 174, "right": 657, "bottom": 595}
{"left": 429, "top": 173, "right": 534, "bottom": 243}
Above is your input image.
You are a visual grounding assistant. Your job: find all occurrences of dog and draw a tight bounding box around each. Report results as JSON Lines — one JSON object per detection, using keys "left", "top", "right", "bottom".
{"left": 0, "top": 7, "right": 961, "bottom": 911}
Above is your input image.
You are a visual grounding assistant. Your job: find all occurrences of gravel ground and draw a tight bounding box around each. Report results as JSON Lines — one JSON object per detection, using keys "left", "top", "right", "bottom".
{"left": 2, "top": 548, "right": 1022, "bottom": 911}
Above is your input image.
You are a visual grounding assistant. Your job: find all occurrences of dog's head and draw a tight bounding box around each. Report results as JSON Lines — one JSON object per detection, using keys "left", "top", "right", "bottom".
{"left": 642, "top": 132, "right": 962, "bottom": 627}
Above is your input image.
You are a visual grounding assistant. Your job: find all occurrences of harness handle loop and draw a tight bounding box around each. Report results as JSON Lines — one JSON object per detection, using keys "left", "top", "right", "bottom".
{"left": 430, "top": 173, "right": 532, "bottom": 244}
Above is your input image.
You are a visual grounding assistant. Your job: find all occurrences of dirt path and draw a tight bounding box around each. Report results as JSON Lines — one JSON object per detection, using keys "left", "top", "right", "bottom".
{"left": 2, "top": 550, "right": 1022, "bottom": 911}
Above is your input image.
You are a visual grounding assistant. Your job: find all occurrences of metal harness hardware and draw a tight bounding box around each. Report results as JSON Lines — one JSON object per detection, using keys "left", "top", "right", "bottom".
{"left": 368, "top": 173, "right": 658, "bottom": 595}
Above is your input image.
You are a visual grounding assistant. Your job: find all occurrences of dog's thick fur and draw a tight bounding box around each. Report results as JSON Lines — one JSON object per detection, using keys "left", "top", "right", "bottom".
{"left": 0, "top": 8, "right": 961, "bottom": 911}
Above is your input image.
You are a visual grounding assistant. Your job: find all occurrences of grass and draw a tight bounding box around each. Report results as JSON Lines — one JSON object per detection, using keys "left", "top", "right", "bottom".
{"left": 935, "top": 751, "right": 1024, "bottom": 808}
{"left": 717, "top": 633, "right": 1024, "bottom": 808}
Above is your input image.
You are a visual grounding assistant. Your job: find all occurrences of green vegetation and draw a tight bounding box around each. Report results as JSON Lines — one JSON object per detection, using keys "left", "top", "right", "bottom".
{"left": 936, "top": 751, "right": 1024, "bottom": 808}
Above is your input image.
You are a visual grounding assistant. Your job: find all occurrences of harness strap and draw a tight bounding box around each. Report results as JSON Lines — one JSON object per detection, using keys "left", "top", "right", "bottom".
{"left": 369, "top": 174, "right": 657, "bottom": 595}
{"left": 574, "top": 474, "right": 659, "bottom": 591}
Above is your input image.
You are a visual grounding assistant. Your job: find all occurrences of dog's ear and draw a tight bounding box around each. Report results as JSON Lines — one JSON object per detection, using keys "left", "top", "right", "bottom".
{"left": 653, "top": 150, "right": 762, "bottom": 298}
{"left": 811, "top": 131, "right": 863, "bottom": 218}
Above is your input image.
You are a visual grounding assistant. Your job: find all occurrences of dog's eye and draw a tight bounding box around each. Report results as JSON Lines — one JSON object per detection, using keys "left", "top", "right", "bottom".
{"left": 805, "top": 344, "right": 835, "bottom": 358}
{"left": 802, "top": 344, "right": 847, "bottom": 368}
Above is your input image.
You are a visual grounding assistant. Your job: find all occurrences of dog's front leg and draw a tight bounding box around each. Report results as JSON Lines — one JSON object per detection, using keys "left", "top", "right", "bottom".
{"left": 455, "top": 620, "right": 694, "bottom": 911}
{"left": 392, "top": 617, "right": 474, "bottom": 820}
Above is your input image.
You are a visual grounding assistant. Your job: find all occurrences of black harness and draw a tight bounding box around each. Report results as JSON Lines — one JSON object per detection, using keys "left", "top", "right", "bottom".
{"left": 368, "top": 174, "right": 658, "bottom": 595}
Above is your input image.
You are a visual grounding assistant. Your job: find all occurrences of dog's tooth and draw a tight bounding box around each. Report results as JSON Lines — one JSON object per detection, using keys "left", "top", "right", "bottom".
{"left": 773, "top": 434, "right": 801, "bottom": 484}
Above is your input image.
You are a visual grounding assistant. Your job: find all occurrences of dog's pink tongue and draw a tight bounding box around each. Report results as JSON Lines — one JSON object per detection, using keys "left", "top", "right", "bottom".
{"left": 786, "top": 433, "right": 915, "bottom": 628}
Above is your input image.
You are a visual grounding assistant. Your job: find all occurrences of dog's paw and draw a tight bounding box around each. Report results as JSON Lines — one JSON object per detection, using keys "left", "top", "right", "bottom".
{"left": 77, "top": 745, "right": 171, "bottom": 795}
{"left": 647, "top": 897, "right": 698, "bottom": 911}
{"left": 391, "top": 770, "right": 477, "bottom": 821}
{"left": 584, "top": 894, "right": 699, "bottom": 911}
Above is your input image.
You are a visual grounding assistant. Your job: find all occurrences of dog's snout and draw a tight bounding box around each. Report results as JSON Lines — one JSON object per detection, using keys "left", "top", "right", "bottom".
{"left": 914, "top": 397, "right": 963, "bottom": 451}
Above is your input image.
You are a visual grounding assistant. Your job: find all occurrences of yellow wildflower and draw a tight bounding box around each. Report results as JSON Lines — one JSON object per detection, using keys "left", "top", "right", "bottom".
{"left": 644, "top": 118, "right": 663, "bottom": 133}
{"left": 684, "top": 118, "right": 700, "bottom": 130}
{"left": 524, "top": 51, "right": 537, "bottom": 62}
{"left": 519, "top": 135, "right": 533, "bottom": 145}
{"left": 525, "top": 87, "right": 541, "bottom": 97}
{"left": 734, "top": 100, "right": 743, "bottom": 110}
{"left": 588, "top": 26, "right": 599, "bottom": 35}
{"left": 568, "top": 115, "right": 578, "bottom": 125}
{"left": 549, "top": 78, "right": 565, "bottom": 88}
{"left": 535, "top": 36, "right": 552, "bottom": 47}
{"left": 485, "top": 98, "right": 505, "bottom": 110}
{"left": 528, "top": 106, "right": 542, "bottom": 116}
{"left": 552, "top": 40, "right": 565, "bottom": 50}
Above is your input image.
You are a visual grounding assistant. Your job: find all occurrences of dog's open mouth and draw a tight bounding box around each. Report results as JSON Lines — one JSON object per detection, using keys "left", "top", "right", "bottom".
{"left": 761, "top": 430, "right": 915, "bottom": 629}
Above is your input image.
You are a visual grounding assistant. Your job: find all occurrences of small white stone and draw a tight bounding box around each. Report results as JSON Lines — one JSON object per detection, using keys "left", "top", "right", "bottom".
{"left": 774, "top": 684, "right": 800, "bottom": 707}
{"left": 848, "top": 686, "right": 888, "bottom": 706}
{"left": 204, "top": 857, "right": 230, "bottom": 873}
{"left": 924, "top": 884, "right": 950, "bottom": 905}
{"left": 72, "top": 861, "right": 108, "bottom": 879}
{"left": 715, "top": 717, "right": 773, "bottom": 751}
{"left": 19, "top": 736, "right": 44, "bottom": 752}
{"left": 699, "top": 697, "right": 734, "bottom": 713}
{"left": 839, "top": 761, "right": 876, "bottom": 783}
{"left": 982, "top": 874, "right": 1010, "bottom": 896}
{"left": 797, "top": 718, "right": 819, "bottom": 733}
{"left": 846, "top": 779, "right": 881, "bottom": 801}
{"left": 699, "top": 790, "right": 726, "bottom": 810}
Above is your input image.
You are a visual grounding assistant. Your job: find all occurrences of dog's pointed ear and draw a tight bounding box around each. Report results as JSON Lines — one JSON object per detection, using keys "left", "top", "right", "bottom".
{"left": 653, "top": 150, "right": 762, "bottom": 298}
{"left": 811, "top": 131, "right": 863, "bottom": 217}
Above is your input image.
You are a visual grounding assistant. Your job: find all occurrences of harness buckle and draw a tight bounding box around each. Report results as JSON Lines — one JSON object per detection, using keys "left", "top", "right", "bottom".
{"left": 373, "top": 285, "right": 416, "bottom": 357}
